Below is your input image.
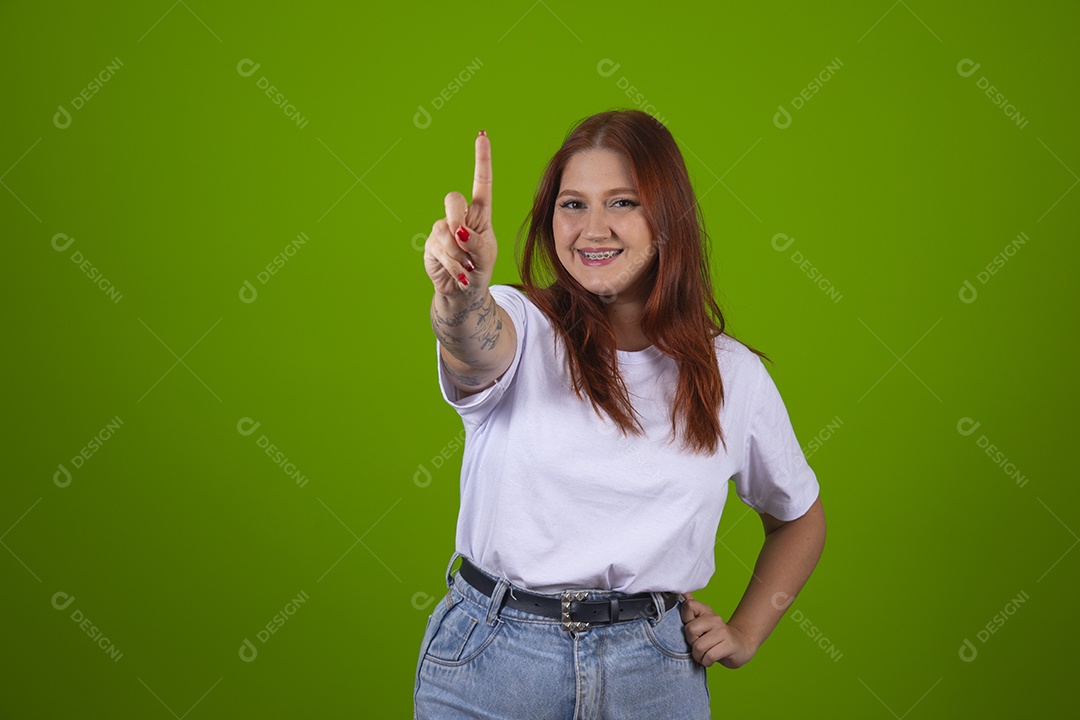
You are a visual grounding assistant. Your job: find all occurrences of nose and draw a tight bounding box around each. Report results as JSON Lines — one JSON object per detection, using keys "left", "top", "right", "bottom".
{"left": 582, "top": 208, "right": 609, "bottom": 242}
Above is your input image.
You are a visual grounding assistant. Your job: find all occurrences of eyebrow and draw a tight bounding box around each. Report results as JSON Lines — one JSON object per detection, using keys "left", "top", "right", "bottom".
{"left": 556, "top": 187, "right": 639, "bottom": 198}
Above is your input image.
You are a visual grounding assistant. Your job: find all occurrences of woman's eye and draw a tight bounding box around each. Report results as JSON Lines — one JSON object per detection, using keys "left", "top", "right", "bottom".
{"left": 558, "top": 198, "right": 638, "bottom": 210}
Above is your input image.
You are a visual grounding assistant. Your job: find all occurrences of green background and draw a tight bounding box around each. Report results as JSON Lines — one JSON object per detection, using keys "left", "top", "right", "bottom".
{"left": 2, "top": 1, "right": 1077, "bottom": 716}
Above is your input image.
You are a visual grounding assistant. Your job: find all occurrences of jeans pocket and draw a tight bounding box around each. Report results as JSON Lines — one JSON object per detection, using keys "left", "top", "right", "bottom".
{"left": 644, "top": 602, "right": 694, "bottom": 660}
{"left": 415, "top": 590, "right": 453, "bottom": 679}
{"left": 422, "top": 587, "right": 502, "bottom": 667}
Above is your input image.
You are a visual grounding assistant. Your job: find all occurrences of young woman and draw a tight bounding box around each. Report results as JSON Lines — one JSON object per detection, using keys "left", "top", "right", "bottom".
{"left": 416, "top": 110, "right": 826, "bottom": 719}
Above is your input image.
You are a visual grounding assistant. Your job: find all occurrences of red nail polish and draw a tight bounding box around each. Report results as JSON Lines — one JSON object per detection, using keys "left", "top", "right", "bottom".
{"left": 464, "top": 259, "right": 476, "bottom": 272}
{"left": 479, "top": 130, "right": 486, "bottom": 137}
{"left": 457, "top": 273, "right": 469, "bottom": 286}
{"left": 456, "top": 226, "right": 470, "bottom": 242}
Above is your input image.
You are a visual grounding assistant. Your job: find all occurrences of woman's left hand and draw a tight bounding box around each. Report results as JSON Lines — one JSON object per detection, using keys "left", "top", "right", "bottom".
{"left": 680, "top": 592, "right": 758, "bottom": 669}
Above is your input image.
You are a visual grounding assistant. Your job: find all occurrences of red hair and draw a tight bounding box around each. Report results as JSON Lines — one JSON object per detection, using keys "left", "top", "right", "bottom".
{"left": 513, "top": 109, "right": 764, "bottom": 454}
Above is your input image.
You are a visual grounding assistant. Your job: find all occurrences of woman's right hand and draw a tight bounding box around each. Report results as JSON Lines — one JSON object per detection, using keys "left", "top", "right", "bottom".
{"left": 424, "top": 131, "right": 496, "bottom": 298}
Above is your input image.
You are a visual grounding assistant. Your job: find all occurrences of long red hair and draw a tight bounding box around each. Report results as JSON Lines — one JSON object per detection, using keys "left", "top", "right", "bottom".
{"left": 513, "top": 109, "right": 764, "bottom": 454}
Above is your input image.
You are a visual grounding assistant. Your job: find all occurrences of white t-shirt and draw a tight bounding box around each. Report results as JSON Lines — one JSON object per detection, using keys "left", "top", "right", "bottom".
{"left": 436, "top": 284, "right": 819, "bottom": 594}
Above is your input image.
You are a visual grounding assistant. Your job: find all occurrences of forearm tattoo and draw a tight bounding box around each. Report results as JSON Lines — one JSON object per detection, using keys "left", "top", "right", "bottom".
{"left": 440, "top": 356, "right": 487, "bottom": 387}
{"left": 469, "top": 292, "right": 502, "bottom": 351}
{"left": 431, "top": 291, "right": 503, "bottom": 375}
{"left": 430, "top": 314, "right": 462, "bottom": 347}
{"left": 432, "top": 292, "right": 487, "bottom": 328}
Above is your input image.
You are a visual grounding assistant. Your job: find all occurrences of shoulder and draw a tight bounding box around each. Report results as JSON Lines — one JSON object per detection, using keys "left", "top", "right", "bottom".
{"left": 713, "top": 332, "right": 759, "bottom": 370}
{"left": 489, "top": 283, "right": 545, "bottom": 322}
{"left": 488, "top": 283, "right": 529, "bottom": 309}
{"left": 713, "top": 332, "right": 769, "bottom": 396}
{"left": 489, "top": 283, "right": 526, "bottom": 300}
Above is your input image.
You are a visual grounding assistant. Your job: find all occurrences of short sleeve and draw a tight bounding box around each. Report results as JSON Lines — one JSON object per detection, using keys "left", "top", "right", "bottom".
{"left": 733, "top": 358, "right": 820, "bottom": 521}
{"left": 435, "top": 284, "right": 527, "bottom": 428}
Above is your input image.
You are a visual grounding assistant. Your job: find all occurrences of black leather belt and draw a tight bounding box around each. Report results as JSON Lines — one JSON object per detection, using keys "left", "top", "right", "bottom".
{"left": 457, "top": 557, "right": 680, "bottom": 632}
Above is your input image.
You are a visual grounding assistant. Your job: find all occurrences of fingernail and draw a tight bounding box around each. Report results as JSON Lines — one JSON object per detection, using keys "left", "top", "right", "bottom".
{"left": 479, "top": 130, "right": 486, "bottom": 137}
{"left": 464, "top": 259, "right": 476, "bottom": 272}
{"left": 457, "top": 273, "right": 469, "bottom": 286}
{"left": 456, "top": 226, "right": 470, "bottom": 243}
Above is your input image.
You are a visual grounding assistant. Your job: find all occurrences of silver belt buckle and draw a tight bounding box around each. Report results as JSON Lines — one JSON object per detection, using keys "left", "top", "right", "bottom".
{"left": 561, "top": 590, "right": 590, "bottom": 632}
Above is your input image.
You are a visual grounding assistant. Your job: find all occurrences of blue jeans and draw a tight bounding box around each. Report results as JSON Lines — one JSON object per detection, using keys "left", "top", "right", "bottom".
{"left": 414, "top": 553, "right": 710, "bottom": 719}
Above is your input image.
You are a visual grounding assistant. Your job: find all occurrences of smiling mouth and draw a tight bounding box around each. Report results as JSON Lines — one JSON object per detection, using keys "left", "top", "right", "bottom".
{"left": 578, "top": 249, "right": 623, "bottom": 260}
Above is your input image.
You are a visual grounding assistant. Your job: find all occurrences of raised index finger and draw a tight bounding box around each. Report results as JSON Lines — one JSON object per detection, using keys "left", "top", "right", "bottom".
{"left": 471, "top": 130, "right": 492, "bottom": 209}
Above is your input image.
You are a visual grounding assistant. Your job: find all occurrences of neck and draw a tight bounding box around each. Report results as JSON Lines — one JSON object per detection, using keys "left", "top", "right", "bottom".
{"left": 606, "top": 295, "right": 650, "bottom": 352}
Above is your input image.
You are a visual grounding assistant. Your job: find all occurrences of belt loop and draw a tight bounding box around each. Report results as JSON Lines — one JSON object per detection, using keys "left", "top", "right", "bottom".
{"left": 444, "top": 551, "right": 462, "bottom": 589}
{"left": 486, "top": 579, "right": 509, "bottom": 626}
{"left": 649, "top": 591, "right": 666, "bottom": 625}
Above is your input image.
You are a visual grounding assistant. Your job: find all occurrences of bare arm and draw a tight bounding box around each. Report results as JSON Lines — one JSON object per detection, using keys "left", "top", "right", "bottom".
{"left": 682, "top": 494, "right": 826, "bottom": 668}
{"left": 727, "top": 495, "right": 826, "bottom": 649}
{"left": 431, "top": 287, "right": 517, "bottom": 396}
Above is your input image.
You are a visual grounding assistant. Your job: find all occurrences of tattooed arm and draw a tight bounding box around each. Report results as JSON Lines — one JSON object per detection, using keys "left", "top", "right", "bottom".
{"left": 431, "top": 287, "right": 517, "bottom": 397}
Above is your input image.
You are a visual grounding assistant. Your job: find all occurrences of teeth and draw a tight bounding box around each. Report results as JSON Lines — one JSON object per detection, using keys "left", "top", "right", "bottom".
{"left": 581, "top": 249, "right": 622, "bottom": 260}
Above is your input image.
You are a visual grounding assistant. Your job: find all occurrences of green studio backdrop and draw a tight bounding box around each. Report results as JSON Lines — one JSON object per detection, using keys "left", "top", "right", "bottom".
{"left": 2, "top": 1, "right": 1078, "bottom": 717}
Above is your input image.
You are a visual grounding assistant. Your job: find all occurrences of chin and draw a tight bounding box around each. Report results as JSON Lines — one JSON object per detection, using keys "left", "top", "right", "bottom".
{"left": 577, "top": 277, "right": 626, "bottom": 301}
{"left": 560, "top": 261, "right": 635, "bottom": 300}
